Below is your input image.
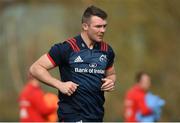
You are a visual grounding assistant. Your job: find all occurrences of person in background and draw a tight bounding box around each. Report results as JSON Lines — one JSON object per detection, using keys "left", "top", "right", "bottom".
{"left": 44, "top": 92, "right": 58, "bottom": 122}
{"left": 124, "top": 71, "right": 152, "bottom": 122}
{"left": 124, "top": 71, "right": 165, "bottom": 122}
{"left": 18, "top": 73, "right": 58, "bottom": 122}
{"left": 136, "top": 90, "right": 165, "bottom": 122}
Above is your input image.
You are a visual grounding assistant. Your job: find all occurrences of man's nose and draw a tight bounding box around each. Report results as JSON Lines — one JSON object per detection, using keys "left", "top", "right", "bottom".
{"left": 100, "top": 27, "right": 106, "bottom": 33}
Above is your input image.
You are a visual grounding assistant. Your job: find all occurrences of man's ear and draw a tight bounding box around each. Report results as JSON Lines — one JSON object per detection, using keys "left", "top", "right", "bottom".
{"left": 82, "top": 23, "right": 89, "bottom": 31}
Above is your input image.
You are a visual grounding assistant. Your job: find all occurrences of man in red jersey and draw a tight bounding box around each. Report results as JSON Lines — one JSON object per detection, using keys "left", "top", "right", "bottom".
{"left": 124, "top": 71, "right": 152, "bottom": 122}
{"left": 18, "top": 73, "right": 57, "bottom": 122}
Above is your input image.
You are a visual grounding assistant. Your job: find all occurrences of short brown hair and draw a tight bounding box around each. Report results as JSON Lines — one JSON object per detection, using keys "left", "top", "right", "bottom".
{"left": 135, "top": 71, "right": 149, "bottom": 82}
{"left": 82, "top": 5, "right": 107, "bottom": 23}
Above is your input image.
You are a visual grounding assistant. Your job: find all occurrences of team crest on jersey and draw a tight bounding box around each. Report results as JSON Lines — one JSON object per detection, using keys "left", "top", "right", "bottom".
{"left": 99, "top": 54, "right": 107, "bottom": 62}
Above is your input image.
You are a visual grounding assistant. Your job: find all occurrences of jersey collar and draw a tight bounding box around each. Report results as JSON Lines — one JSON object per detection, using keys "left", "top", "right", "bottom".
{"left": 75, "top": 34, "right": 100, "bottom": 50}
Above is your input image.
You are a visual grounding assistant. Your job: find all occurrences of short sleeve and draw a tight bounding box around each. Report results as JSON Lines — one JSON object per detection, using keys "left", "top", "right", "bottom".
{"left": 106, "top": 45, "right": 115, "bottom": 69}
{"left": 48, "top": 41, "right": 71, "bottom": 66}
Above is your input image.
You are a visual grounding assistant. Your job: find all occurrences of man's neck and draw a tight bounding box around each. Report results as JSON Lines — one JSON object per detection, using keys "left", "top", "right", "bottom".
{"left": 81, "top": 32, "right": 95, "bottom": 49}
{"left": 136, "top": 83, "right": 148, "bottom": 92}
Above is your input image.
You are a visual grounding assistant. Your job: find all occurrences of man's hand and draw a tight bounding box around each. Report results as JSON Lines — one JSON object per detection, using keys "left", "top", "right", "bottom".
{"left": 58, "top": 81, "right": 79, "bottom": 96}
{"left": 101, "top": 78, "right": 115, "bottom": 92}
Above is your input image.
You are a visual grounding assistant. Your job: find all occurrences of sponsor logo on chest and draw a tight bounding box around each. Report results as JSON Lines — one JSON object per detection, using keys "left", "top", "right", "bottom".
{"left": 73, "top": 55, "right": 105, "bottom": 74}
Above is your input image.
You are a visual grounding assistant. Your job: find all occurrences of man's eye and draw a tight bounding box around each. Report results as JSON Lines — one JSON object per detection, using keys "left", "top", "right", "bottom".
{"left": 95, "top": 25, "right": 107, "bottom": 28}
{"left": 96, "top": 25, "right": 102, "bottom": 28}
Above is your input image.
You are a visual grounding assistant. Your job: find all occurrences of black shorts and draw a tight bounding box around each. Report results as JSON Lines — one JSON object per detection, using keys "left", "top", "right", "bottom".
{"left": 58, "top": 113, "right": 103, "bottom": 122}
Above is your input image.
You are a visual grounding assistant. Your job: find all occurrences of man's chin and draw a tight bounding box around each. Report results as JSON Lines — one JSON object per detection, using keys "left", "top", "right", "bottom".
{"left": 96, "top": 38, "right": 103, "bottom": 42}
{"left": 92, "top": 38, "right": 103, "bottom": 42}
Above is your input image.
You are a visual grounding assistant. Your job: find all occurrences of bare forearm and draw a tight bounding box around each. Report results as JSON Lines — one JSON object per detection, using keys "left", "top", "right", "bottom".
{"left": 29, "top": 54, "right": 79, "bottom": 96}
{"left": 29, "top": 63, "right": 61, "bottom": 89}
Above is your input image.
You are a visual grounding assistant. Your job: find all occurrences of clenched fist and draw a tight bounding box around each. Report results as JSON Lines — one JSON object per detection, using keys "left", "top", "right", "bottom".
{"left": 101, "top": 78, "right": 115, "bottom": 92}
{"left": 58, "top": 81, "right": 79, "bottom": 96}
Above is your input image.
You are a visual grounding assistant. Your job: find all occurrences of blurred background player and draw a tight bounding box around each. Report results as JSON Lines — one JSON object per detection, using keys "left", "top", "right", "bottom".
{"left": 18, "top": 73, "right": 58, "bottom": 122}
{"left": 44, "top": 92, "right": 58, "bottom": 122}
{"left": 124, "top": 71, "right": 165, "bottom": 122}
{"left": 136, "top": 91, "right": 165, "bottom": 122}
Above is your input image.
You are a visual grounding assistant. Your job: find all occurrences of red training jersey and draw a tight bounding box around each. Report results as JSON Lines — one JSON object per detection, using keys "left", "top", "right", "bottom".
{"left": 18, "top": 82, "right": 55, "bottom": 122}
{"left": 124, "top": 84, "right": 152, "bottom": 122}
